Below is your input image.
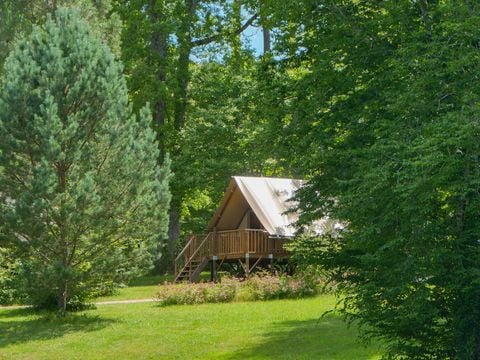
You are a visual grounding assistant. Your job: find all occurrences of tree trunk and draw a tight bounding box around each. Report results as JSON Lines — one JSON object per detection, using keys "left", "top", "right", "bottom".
{"left": 149, "top": 1, "right": 172, "bottom": 270}
{"left": 475, "top": 333, "right": 480, "bottom": 360}
{"left": 167, "top": 206, "right": 180, "bottom": 271}
{"left": 160, "top": 0, "right": 197, "bottom": 272}
{"left": 232, "top": 0, "right": 242, "bottom": 66}
{"left": 173, "top": 0, "right": 197, "bottom": 130}
{"left": 57, "top": 280, "right": 67, "bottom": 313}
{"left": 263, "top": 27, "right": 271, "bottom": 54}
{"left": 56, "top": 161, "right": 69, "bottom": 312}
{"left": 260, "top": 0, "right": 271, "bottom": 55}
{"left": 148, "top": 0, "right": 169, "bottom": 148}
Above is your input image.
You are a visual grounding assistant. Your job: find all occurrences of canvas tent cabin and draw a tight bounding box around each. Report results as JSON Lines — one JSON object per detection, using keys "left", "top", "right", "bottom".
{"left": 174, "top": 176, "right": 309, "bottom": 282}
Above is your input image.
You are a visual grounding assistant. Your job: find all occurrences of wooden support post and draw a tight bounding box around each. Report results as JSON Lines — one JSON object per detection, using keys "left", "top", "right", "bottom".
{"left": 245, "top": 252, "right": 250, "bottom": 277}
{"left": 238, "top": 259, "right": 248, "bottom": 276}
{"left": 213, "top": 227, "right": 217, "bottom": 258}
{"left": 217, "top": 256, "right": 225, "bottom": 271}
{"left": 211, "top": 256, "right": 218, "bottom": 282}
{"left": 250, "top": 256, "right": 263, "bottom": 273}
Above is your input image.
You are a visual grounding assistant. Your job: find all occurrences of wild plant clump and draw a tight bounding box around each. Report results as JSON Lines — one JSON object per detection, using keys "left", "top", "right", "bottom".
{"left": 242, "top": 273, "right": 316, "bottom": 300}
{"left": 156, "top": 272, "right": 323, "bottom": 306}
{"left": 156, "top": 280, "right": 237, "bottom": 306}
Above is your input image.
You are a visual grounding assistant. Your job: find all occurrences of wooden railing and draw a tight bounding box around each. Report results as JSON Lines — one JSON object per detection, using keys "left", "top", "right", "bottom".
{"left": 183, "top": 234, "right": 207, "bottom": 260}
{"left": 174, "top": 229, "right": 290, "bottom": 280}
{"left": 174, "top": 233, "right": 211, "bottom": 281}
{"left": 181, "top": 229, "right": 289, "bottom": 261}
{"left": 213, "top": 229, "right": 271, "bottom": 257}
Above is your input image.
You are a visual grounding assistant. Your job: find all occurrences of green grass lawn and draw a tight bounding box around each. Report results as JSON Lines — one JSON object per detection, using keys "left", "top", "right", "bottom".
{"left": 0, "top": 294, "right": 383, "bottom": 359}
{"left": 94, "top": 273, "right": 211, "bottom": 302}
{"left": 94, "top": 275, "right": 168, "bottom": 302}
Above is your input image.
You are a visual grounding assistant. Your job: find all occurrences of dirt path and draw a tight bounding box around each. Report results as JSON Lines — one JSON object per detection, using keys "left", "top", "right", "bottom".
{"left": 0, "top": 304, "right": 30, "bottom": 310}
{"left": 0, "top": 298, "right": 158, "bottom": 310}
{"left": 95, "top": 298, "right": 157, "bottom": 305}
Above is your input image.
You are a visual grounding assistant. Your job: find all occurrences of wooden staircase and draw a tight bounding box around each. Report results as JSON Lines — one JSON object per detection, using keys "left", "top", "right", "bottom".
{"left": 175, "top": 257, "right": 209, "bottom": 282}
{"left": 174, "top": 233, "right": 212, "bottom": 283}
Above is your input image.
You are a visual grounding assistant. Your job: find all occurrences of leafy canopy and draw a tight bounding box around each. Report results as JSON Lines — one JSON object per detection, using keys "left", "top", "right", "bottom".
{"left": 267, "top": 0, "right": 480, "bottom": 358}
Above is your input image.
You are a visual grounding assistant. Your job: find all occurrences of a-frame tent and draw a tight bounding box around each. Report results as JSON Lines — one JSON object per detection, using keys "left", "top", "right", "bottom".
{"left": 207, "top": 176, "right": 304, "bottom": 237}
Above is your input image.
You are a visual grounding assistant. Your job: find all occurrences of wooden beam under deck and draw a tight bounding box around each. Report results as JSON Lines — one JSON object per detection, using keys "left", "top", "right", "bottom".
{"left": 212, "top": 253, "right": 289, "bottom": 261}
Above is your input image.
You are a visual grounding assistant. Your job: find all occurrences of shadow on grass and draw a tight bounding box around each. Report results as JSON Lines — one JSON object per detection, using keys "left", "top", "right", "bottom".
{"left": 0, "top": 308, "right": 116, "bottom": 349}
{"left": 228, "top": 315, "right": 382, "bottom": 360}
{"left": 0, "top": 307, "right": 37, "bottom": 319}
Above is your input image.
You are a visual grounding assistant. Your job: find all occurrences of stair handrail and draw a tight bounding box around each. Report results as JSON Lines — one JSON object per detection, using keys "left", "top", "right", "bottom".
{"left": 174, "top": 235, "right": 196, "bottom": 278}
{"left": 174, "top": 232, "right": 212, "bottom": 282}
{"left": 175, "top": 235, "right": 195, "bottom": 263}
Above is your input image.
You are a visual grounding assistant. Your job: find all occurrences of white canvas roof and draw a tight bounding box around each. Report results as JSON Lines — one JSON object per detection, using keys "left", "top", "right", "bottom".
{"left": 208, "top": 176, "right": 334, "bottom": 237}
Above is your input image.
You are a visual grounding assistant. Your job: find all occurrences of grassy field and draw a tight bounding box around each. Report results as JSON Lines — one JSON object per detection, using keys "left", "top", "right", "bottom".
{"left": 0, "top": 277, "right": 384, "bottom": 359}
{"left": 0, "top": 289, "right": 383, "bottom": 359}
{"left": 95, "top": 273, "right": 213, "bottom": 302}
{"left": 94, "top": 275, "right": 168, "bottom": 302}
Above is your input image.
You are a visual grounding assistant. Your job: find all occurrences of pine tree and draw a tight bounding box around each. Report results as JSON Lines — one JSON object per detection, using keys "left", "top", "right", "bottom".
{"left": 0, "top": 8, "right": 170, "bottom": 311}
{"left": 0, "top": 0, "right": 121, "bottom": 75}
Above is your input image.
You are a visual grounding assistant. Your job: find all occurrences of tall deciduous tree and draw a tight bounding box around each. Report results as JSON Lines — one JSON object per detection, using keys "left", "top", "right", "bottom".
{"left": 0, "top": 8, "right": 170, "bottom": 311}
{"left": 116, "top": 0, "right": 261, "bottom": 270}
{"left": 266, "top": 0, "right": 480, "bottom": 357}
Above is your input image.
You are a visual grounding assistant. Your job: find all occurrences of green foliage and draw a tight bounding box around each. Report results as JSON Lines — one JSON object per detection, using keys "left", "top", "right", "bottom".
{"left": 156, "top": 278, "right": 237, "bottom": 306}
{"left": 0, "top": 9, "right": 170, "bottom": 310}
{"left": 242, "top": 273, "right": 318, "bottom": 300}
{"left": 286, "top": 234, "right": 330, "bottom": 268}
{"left": 115, "top": 1, "right": 286, "bottom": 269}
{"left": 270, "top": 1, "right": 480, "bottom": 357}
{"left": 178, "top": 59, "right": 293, "bottom": 235}
{"left": 0, "top": 248, "right": 23, "bottom": 305}
{"left": 286, "top": 235, "right": 340, "bottom": 295}
{"left": 156, "top": 273, "right": 320, "bottom": 306}
{"left": 0, "top": 0, "right": 121, "bottom": 74}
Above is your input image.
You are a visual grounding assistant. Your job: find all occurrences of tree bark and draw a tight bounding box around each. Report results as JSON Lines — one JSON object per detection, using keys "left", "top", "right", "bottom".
{"left": 232, "top": 0, "right": 242, "bottom": 66}
{"left": 149, "top": 1, "right": 172, "bottom": 271}
{"left": 57, "top": 280, "right": 67, "bottom": 313}
{"left": 161, "top": 0, "right": 197, "bottom": 272}
{"left": 167, "top": 206, "right": 180, "bottom": 270}
{"left": 173, "top": 0, "right": 197, "bottom": 130}
{"left": 148, "top": 0, "right": 169, "bottom": 138}
{"left": 261, "top": 1, "right": 271, "bottom": 55}
{"left": 263, "top": 27, "right": 271, "bottom": 54}
{"left": 56, "top": 160, "right": 69, "bottom": 312}
{"left": 154, "top": 0, "right": 259, "bottom": 272}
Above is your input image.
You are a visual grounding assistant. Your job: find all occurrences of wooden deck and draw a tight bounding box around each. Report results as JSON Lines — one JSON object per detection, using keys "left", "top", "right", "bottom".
{"left": 174, "top": 229, "right": 289, "bottom": 282}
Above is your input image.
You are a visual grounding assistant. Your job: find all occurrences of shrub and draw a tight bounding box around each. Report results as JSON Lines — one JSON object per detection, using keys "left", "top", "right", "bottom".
{"left": 0, "top": 271, "right": 18, "bottom": 305}
{"left": 156, "top": 281, "right": 236, "bottom": 306}
{"left": 156, "top": 273, "right": 321, "bottom": 306}
{"left": 243, "top": 272, "right": 318, "bottom": 300}
{"left": 0, "top": 248, "right": 24, "bottom": 305}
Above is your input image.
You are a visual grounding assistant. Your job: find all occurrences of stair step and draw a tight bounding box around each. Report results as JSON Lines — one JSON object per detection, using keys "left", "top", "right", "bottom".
{"left": 184, "top": 264, "right": 200, "bottom": 269}
{"left": 175, "top": 256, "right": 209, "bottom": 283}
